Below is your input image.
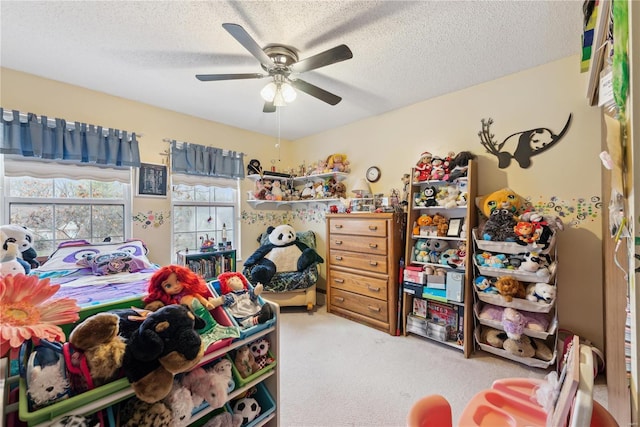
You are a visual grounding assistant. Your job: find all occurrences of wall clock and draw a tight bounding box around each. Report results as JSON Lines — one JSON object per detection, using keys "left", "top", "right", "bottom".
{"left": 366, "top": 166, "right": 381, "bottom": 183}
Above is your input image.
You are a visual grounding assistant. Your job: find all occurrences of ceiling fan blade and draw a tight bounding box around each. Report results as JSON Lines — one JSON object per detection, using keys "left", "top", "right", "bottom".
{"left": 263, "top": 101, "right": 276, "bottom": 113}
{"left": 291, "top": 79, "right": 342, "bottom": 105}
{"left": 290, "top": 44, "right": 353, "bottom": 73}
{"left": 222, "top": 23, "right": 274, "bottom": 69}
{"left": 196, "top": 73, "right": 266, "bottom": 81}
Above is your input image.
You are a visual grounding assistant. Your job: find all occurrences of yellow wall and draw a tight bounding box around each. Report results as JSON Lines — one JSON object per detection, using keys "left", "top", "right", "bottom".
{"left": 1, "top": 54, "right": 604, "bottom": 349}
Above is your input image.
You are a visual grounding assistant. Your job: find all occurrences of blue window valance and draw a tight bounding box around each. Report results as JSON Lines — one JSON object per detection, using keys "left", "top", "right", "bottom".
{"left": 171, "top": 140, "right": 245, "bottom": 180}
{"left": 0, "top": 108, "right": 141, "bottom": 167}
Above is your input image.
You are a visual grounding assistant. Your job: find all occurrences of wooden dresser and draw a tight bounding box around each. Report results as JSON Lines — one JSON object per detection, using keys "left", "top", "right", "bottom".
{"left": 326, "top": 212, "right": 403, "bottom": 335}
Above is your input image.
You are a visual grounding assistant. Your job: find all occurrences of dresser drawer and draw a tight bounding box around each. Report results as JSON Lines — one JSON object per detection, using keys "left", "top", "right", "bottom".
{"left": 329, "top": 269, "right": 388, "bottom": 300}
{"left": 330, "top": 249, "right": 388, "bottom": 274}
{"left": 329, "top": 218, "right": 387, "bottom": 237}
{"left": 330, "top": 288, "right": 388, "bottom": 323}
{"left": 329, "top": 234, "right": 387, "bottom": 256}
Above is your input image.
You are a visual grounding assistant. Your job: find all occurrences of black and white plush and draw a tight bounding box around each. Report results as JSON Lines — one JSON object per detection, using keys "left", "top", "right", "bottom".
{"left": 481, "top": 208, "right": 518, "bottom": 241}
{"left": 244, "top": 224, "right": 324, "bottom": 286}
{"left": 1, "top": 224, "right": 39, "bottom": 272}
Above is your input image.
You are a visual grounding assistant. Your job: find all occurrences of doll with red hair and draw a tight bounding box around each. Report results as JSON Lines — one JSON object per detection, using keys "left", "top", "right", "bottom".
{"left": 144, "top": 264, "right": 218, "bottom": 312}
{"left": 214, "top": 272, "right": 274, "bottom": 328}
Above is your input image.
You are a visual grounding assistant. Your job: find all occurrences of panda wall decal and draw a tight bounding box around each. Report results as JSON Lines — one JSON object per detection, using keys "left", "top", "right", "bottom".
{"left": 478, "top": 114, "right": 572, "bottom": 169}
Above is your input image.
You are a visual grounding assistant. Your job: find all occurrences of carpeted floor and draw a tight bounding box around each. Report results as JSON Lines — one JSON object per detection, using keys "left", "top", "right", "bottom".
{"left": 277, "top": 304, "right": 607, "bottom": 427}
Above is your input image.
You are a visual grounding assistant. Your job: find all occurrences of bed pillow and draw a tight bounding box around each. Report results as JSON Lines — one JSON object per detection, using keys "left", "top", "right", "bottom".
{"left": 76, "top": 250, "right": 150, "bottom": 275}
{"left": 36, "top": 239, "right": 153, "bottom": 272}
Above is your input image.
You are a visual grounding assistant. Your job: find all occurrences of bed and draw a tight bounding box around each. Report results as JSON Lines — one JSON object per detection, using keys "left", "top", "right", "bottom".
{"left": 243, "top": 230, "right": 320, "bottom": 310}
{"left": 29, "top": 239, "right": 159, "bottom": 309}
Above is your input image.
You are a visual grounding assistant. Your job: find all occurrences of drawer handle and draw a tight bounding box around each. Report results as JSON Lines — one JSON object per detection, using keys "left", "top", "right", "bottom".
{"left": 335, "top": 240, "right": 343, "bottom": 245}
{"left": 335, "top": 296, "right": 345, "bottom": 302}
{"left": 368, "top": 225, "right": 378, "bottom": 231}
{"left": 336, "top": 256, "right": 343, "bottom": 261}
{"left": 369, "top": 260, "right": 378, "bottom": 266}
{"left": 368, "top": 305, "right": 381, "bottom": 312}
{"left": 367, "top": 285, "right": 381, "bottom": 292}
{"left": 368, "top": 243, "right": 378, "bottom": 248}
{"left": 335, "top": 224, "right": 343, "bottom": 229}
{"left": 334, "top": 278, "right": 345, "bottom": 284}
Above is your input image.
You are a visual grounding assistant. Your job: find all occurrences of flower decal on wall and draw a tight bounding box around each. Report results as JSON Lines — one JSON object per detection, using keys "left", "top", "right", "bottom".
{"left": 133, "top": 210, "right": 169, "bottom": 229}
{"left": 241, "top": 205, "right": 329, "bottom": 226}
{"left": 0, "top": 274, "right": 80, "bottom": 357}
{"left": 525, "top": 195, "right": 601, "bottom": 227}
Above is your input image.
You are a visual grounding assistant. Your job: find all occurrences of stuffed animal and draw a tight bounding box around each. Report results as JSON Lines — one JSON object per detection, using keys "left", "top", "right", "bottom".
{"left": 414, "top": 151, "right": 433, "bottom": 182}
{"left": 0, "top": 241, "right": 27, "bottom": 276}
{"left": 244, "top": 224, "right": 324, "bottom": 287}
{"left": 446, "top": 151, "right": 476, "bottom": 182}
{"left": 422, "top": 186, "right": 438, "bottom": 207}
{"left": 181, "top": 366, "right": 228, "bottom": 409}
{"left": 49, "top": 415, "right": 99, "bottom": 427}
{"left": 531, "top": 338, "right": 554, "bottom": 361}
{"left": 210, "top": 357, "right": 235, "bottom": 393}
{"left": 474, "top": 276, "right": 498, "bottom": 294}
{"left": 478, "top": 188, "right": 525, "bottom": 218}
{"left": 501, "top": 307, "right": 526, "bottom": 340}
{"left": 519, "top": 251, "right": 552, "bottom": 276}
{"left": 234, "top": 345, "right": 259, "bottom": 378}
{"left": 437, "top": 185, "right": 460, "bottom": 209}
{"left": 1, "top": 224, "right": 38, "bottom": 272}
{"left": 332, "top": 182, "right": 347, "bottom": 199}
{"left": 249, "top": 337, "right": 274, "bottom": 370}
{"left": 482, "top": 208, "right": 519, "bottom": 241}
{"left": 68, "top": 312, "right": 126, "bottom": 386}
{"left": 163, "top": 380, "right": 195, "bottom": 426}
{"left": 429, "top": 156, "right": 446, "bottom": 180}
{"left": 122, "top": 304, "right": 206, "bottom": 403}
{"left": 513, "top": 221, "right": 539, "bottom": 245}
{"left": 432, "top": 213, "right": 448, "bottom": 237}
{"left": 525, "top": 282, "right": 557, "bottom": 303}
{"left": 119, "top": 397, "right": 173, "bottom": 427}
{"left": 413, "top": 239, "right": 429, "bottom": 263}
{"left": 26, "top": 344, "right": 70, "bottom": 410}
{"left": 503, "top": 335, "right": 536, "bottom": 358}
{"left": 495, "top": 276, "right": 526, "bottom": 302}
{"left": 233, "top": 397, "right": 261, "bottom": 424}
{"left": 202, "top": 412, "right": 243, "bottom": 427}
{"left": 214, "top": 271, "right": 274, "bottom": 328}
{"left": 247, "top": 159, "right": 262, "bottom": 176}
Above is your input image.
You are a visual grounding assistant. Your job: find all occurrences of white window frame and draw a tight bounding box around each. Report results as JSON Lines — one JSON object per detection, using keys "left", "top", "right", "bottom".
{"left": 170, "top": 176, "right": 241, "bottom": 262}
{"left": 1, "top": 157, "right": 133, "bottom": 253}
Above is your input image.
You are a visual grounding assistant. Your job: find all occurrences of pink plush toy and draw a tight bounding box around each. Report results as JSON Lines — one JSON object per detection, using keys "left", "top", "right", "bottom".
{"left": 501, "top": 307, "right": 526, "bottom": 340}
{"left": 163, "top": 380, "right": 194, "bottom": 426}
{"left": 181, "top": 367, "right": 228, "bottom": 410}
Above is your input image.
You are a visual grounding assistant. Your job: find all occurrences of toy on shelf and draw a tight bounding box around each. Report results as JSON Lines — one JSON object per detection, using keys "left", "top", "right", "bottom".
{"left": 214, "top": 271, "right": 275, "bottom": 329}
{"left": 1, "top": 224, "right": 39, "bottom": 272}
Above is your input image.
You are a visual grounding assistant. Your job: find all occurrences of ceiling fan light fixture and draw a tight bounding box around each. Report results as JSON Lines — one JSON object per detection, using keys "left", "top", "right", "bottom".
{"left": 260, "top": 82, "right": 278, "bottom": 102}
{"left": 280, "top": 82, "right": 297, "bottom": 103}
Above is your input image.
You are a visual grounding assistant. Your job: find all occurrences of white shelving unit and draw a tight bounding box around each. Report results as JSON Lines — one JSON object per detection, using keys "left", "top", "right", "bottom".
{"left": 246, "top": 172, "right": 348, "bottom": 209}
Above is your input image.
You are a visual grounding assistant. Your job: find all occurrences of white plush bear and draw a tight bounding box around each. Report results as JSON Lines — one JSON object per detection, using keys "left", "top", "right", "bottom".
{"left": 525, "top": 282, "right": 556, "bottom": 303}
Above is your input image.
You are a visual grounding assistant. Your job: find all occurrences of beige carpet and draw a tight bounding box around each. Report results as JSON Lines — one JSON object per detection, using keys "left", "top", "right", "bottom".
{"left": 278, "top": 305, "right": 608, "bottom": 427}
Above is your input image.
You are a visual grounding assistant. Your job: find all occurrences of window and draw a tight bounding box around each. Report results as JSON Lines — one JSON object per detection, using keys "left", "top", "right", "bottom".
{"left": 4, "top": 176, "right": 130, "bottom": 257}
{"left": 172, "top": 183, "right": 238, "bottom": 257}
{"left": 2, "top": 158, "right": 132, "bottom": 257}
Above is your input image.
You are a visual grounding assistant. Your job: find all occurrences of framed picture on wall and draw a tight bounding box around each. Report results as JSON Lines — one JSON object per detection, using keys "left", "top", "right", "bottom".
{"left": 447, "top": 218, "right": 464, "bottom": 237}
{"left": 137, "top": 163, "right": 167, "bottom": 197}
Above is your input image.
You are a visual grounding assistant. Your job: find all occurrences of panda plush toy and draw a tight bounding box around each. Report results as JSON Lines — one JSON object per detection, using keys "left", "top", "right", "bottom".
{"left": 1, "top": 224, "right": 39, "bottom": 273}
{"left": 244, "top": 224, "right": 324, "bottom": 286}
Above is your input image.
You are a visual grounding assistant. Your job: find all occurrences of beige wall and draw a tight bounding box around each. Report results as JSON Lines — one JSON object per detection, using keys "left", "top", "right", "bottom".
{"left": 1, "top": 54, "right": 604, "bottom": 349}
{"left": 292, "top": 55, "right": 604, "bottom": 349}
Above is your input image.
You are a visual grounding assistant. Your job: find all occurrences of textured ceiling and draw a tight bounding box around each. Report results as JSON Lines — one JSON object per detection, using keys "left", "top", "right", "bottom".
{"left": 1, "top": 1, "right": 583, "bottom": 140}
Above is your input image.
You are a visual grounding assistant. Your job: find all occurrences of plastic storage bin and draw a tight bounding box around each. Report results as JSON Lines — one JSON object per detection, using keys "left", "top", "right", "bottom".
{"left": 208, "top": 280, "right": 277, "bottom": 340}
{"left": 230, "top": 382, "right": 276, "bottom": 427}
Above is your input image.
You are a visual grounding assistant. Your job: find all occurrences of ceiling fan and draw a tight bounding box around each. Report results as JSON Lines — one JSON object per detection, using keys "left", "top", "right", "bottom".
{"left": 196, "top": 23, "right": 353, "bottom": 113}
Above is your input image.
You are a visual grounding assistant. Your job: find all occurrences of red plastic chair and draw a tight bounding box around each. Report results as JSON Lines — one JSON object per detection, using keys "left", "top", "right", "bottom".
{"left": 406, "top": 394, "right": 453, "bottom": 427}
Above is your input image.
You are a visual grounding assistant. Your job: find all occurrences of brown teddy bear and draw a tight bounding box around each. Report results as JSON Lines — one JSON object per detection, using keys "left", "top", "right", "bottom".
{"left": 332, "top": 181, "right": 347, "bottom": 199}
{"left": 69, "top": 312, "right": 127, "bottom": 387}
{"left": 495, "top": 275, "right": 526, "bottom": 302}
